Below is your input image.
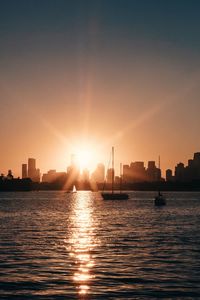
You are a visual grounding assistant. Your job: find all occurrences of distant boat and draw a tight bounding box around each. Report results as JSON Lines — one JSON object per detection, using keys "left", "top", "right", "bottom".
{"left": 154, "top": 191, "right": 166, "bottom": 206}
{"left": 66, "top": 185, "right": 77, "bottom": 193}
{"left": 101, "top": 147, "right": 129, "bottom": 200}
{"left": 154, "top": 156, "right": 166, "bottom": 206}
{"left": 72, "top": 185, "right": 77, "bottom": 193}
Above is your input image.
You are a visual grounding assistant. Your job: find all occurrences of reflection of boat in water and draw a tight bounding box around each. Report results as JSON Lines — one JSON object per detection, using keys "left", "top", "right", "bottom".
{"left": 154, "top": 191, "right": 166, "bottom": 206}
{"left": 101, "top": 147, "right": 129, "bottom": 200}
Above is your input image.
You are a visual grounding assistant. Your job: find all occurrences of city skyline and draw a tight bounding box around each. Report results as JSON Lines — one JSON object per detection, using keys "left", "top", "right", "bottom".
{"left": 1, "top": 150, "right": 200, "bottom": 183}
{"left": 1, "top": 146, "right": 200, "bottom": 178}
{"left": 1, "top": 1, "right": 200, "bottom": 177}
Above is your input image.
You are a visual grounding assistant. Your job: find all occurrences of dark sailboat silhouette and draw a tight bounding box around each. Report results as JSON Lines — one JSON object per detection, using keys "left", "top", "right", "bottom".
{"left": 155, "top": 191, "right": 166, "bottom": 206}
{"left": 101, "top": 147, "right": 129, "bottom": 200}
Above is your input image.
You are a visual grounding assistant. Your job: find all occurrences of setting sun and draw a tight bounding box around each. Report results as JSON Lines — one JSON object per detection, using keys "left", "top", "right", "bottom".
{"left": 76, "top": 148, "right": 93, "bottom": 170}
{"left": 71, "top": 143, "right": 99, "bottom": 172}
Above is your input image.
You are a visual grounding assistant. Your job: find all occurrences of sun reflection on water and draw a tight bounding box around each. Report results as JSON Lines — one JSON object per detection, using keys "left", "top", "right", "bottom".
{"left": 67, "top": 192, "right": 96, "bottom": 296}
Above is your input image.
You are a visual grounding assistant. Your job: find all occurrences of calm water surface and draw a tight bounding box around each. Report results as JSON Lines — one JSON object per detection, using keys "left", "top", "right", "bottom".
{"left": 0, "top": 191, "right": 200, "bottom": 299}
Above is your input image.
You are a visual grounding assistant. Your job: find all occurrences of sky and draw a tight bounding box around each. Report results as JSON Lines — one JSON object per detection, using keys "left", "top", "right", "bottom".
{"left": 0, "top": 0, "right": 200, "bottom": 177}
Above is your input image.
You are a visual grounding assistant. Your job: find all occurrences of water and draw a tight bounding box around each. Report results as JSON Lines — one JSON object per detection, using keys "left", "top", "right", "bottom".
{"left": 0, "top": 191, "right": 200, "bottom": 299}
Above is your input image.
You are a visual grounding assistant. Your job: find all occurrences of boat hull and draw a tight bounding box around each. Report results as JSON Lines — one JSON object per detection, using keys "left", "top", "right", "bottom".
{"left": 154, "top": 196, "right": 166, "bottom": 206}
{"left": 101, "top": 193, "right": 129, "bottom": 200}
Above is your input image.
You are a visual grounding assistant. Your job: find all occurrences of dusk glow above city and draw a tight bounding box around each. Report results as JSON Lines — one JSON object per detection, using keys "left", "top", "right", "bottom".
{"left": 1, "top": 0, "right": 200, "bottom": 177}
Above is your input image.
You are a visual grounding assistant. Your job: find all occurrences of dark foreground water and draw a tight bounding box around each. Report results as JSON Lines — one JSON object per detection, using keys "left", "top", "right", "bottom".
{"left": 0, "top": 191, "right": 200, "bottom": 299}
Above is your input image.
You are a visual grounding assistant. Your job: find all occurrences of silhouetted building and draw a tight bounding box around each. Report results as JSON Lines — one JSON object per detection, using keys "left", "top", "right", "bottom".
{"left": 184, "top": 152, "right": 200, "bottom": 181}
{"left": 122, "top": 160, "right": 162, "bottom": 183}
{"left": 156, "top": 168, "right": 162, "bottom": 181}
{"left": 22, "top": 164, "right": 27, "bottom": 178}
{"left": 91, "top": 163, "right": 105, "bottom": 183}
{"left": 107, "top": 168, "right": 114, "bottom": 183}
{"left": 42, "top": 170, "right": 57, "bottom": 183}
{"left": 0, "top": 174, "right": 5, "bottom": 180}
{"left": 42, "top": 170, "right": 67, "bottom": 187}
{"left": 146, "top": 161, "right": 159, "bottom": 181}
{"left": 192, "top": 152, "right": 200, "bottom": 180}
{"left": 129, "top": 161, "right": 146, "bottom": 182}
{"left": 194, "top": 152, "right": 200, "bottom": 163}
{"left": 175, "top": 162, "right": 185, "bottom": 181}
{"left": 28, "top": 158, "right": 35, "bottom": 173}
{"left": 7, "top": 170, "right": 13, "bottom": 180}
{"left": 123, "top": 164, "right": 130, "bottom": 182}
{"left": 166, "top": 169, "right": 173, "bottom": 182}
{"left": 188, "top": 159, "right": 193, "bottom": 168}
{"left": 28, "top": 158, "right": 40, "bottom": 182}
{"left": 171, "top": 152, "right": 200, "bottom": 182}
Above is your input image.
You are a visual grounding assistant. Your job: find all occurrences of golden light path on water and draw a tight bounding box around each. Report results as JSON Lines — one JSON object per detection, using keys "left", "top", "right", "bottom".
{"left": 67, "top": 192, "right": 98, "bottom": 296}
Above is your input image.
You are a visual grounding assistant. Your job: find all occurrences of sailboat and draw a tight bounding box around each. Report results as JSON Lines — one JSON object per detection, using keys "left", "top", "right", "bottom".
{"left": 72, "top": 185, "right": 77, "bottom": 193}
{"left": 155, "top": 191, "right": 166, "bottom": 206}
{"left": 66, "top": 184, "right": 77, "bottom": 193}
{"left": 154, "top": 156, "right": 166, "bottom": 206}
{"left": 101, "top": 147, "right": 129, "bottom": 200}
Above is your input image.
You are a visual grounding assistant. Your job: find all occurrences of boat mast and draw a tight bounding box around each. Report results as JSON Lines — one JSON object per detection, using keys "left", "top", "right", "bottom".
{"left": 120, "top": 162, "right": 122, "bottom": 194}
{"left": 112, "top": 146, "right": 114, "bottom": 194}
{"left": 158, "top": 155, "right": 160, "bottom": 194}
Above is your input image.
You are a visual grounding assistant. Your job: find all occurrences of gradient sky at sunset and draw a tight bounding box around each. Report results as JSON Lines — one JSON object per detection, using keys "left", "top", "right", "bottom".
{"left": 0, "top": 0, "right": 200, "bottom": 176}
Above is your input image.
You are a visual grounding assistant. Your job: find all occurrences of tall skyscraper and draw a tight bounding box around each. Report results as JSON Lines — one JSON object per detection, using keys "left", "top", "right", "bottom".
{"left": 91, "top": 163, "right": 105, "bottom": 183}
{"left": 28, "top": 158, "right": 36, "bottom": 178}
{"left": 146, "top": 161, "right": 158, "bottom": 182}
{"left": 28, "top": 158, "right": 40, "bottom": 182}
{"left": 175, "top": 163, "right": 185, "bottom": 181}
{"left": 123, "top": 164, "right": 130, "bottom": 182}
{"left": 22, "top": 164, "right": 27, "bottom": 178}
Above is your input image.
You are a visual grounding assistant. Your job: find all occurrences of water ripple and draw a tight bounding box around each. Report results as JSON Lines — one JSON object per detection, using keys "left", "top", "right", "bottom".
{"left": 0, "top": 191, "right": 200, "bottom": 299}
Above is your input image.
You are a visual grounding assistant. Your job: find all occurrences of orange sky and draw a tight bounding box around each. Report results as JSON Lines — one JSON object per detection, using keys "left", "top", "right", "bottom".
{"left": 0, "top": 1, "right": 200, "bottom": 177}
{"left": 1, "top": 61, "right": 199, "bottom": 178}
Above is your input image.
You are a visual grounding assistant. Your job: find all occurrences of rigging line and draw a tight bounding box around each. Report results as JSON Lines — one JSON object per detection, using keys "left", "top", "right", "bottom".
{"left": 102, "top": 149, "right": 112, "bottom": 192}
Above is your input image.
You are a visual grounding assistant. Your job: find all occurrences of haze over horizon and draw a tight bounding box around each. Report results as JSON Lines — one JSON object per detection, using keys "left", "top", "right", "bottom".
{"left": 0, "top": 0, "right": 200, "bottom": 177}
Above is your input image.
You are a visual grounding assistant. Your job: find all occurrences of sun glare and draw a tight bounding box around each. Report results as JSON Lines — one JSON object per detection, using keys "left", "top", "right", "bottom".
{"left": 76, "top": 148, "right": 92, "bottom": 169}
{"left": 72, "top": 144, "right": 97, "bottom": 172}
